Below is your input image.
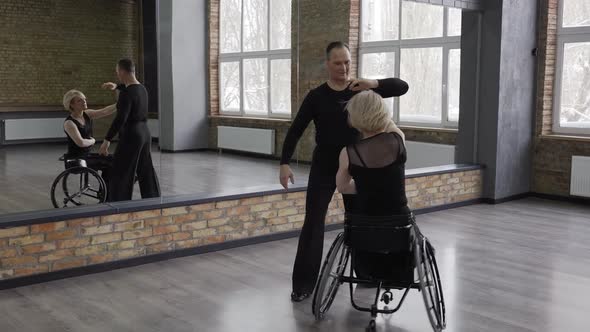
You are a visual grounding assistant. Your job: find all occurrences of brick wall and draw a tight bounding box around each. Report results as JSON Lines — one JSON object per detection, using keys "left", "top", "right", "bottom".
{"left": 208, "top": 0, "right": 220, "bottom": 116}
{"left": 0, "top": 0, "right": 139, "bottom": 108}
{"left": 0, "top": 169, "right": 482, "bottom": 280}
{"left": 532, "top": 0, "right": 590, "bottom": 196}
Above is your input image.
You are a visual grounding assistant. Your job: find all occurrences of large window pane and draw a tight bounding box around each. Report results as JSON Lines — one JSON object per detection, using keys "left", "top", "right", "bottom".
{"left": 448, "top": 49, "right": 461, "bottom": 122}
{"left": 271, "top": 59, "right": 291, "bottom": 114}
{"left": 220, "top": 61, "right": 241, "bottom": 112}
{"left": 447, "top": 8, "right": 462, "bottom": 37}
{"left": 401, "top": 2, "right": 443, "bottom": 39}
{"left": 361, "top": 0, "right": 399, "bottom": 42}
{"left": 361, "top": 52, "right": 396, "bottom": 113}
{"left": 243, "top": 58, "right": 268, "bottom": 115}
{"left": 559, "top": 42, "right": 590, "bottom": 128}
{"left": 270, "top": 0, "right": 291, "bottom": 50}
{"left": 220, "top": 0, "right": 242, "bottom": 53}
{"left": 243, "top": 0, "right": 268, "bottom": 52}
{"left": 562, "top": 0, "right": 590, "bottom": 28}
{"left": 400, "top": 48, "right": 442, "bottom": 123}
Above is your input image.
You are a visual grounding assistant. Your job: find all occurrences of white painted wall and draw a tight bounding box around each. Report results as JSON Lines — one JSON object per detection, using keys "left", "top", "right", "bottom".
{"left": 158, "top": 0, "right": 208, "bottom": 151}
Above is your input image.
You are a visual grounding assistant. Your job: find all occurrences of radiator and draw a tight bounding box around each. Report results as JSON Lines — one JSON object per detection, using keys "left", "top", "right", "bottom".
{"left": 217, "top": 126, "right": 275, "bottom": 155}
{"left": 4, "top": 118, "right": 66, "bottom": 141}
{"left": 405, "top": 141, "right": 456, "bottom": 169}
{"left": 571, "top": 156, "right": 590, "bottom": 197}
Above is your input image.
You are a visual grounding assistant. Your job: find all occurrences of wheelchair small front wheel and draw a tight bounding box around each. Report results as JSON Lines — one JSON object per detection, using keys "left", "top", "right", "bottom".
{"left": 365, "top": 319, "right": 376, "bottom": 332}
{"left": 312, "top": 232, "right": 349, "bottom": 321}
{"left": 51, "top": 167, "right": 107, "bottom": 208}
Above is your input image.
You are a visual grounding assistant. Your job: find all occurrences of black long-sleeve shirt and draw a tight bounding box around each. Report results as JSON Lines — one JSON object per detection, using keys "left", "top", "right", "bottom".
{"left": 280, "top": 78, "right": 409, "bottom": 171}
{"left": 105, "top": 84, "right": 149, "bottom": 141}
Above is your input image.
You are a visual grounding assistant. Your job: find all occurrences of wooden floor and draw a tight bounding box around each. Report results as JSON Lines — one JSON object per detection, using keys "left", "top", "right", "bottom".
{"left": 0, "top": 144, "right": 310, "bottom": 214}
{"left": 1, "top": 198, "right": 589, "bottom": 331}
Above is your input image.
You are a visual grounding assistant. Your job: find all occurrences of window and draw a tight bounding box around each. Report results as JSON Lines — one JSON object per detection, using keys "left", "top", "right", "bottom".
{"left": 359, "top": 1, "right": 461, "bottom": 127}
{"left": 219, "top": 0, "right": 292, "bottom": 117}
{"left": 555, "top": 0, "right": 590, "bottom": 134}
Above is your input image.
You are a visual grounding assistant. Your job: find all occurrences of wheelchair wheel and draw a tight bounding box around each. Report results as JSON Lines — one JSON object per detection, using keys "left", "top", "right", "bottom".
{"left": 312, "top": 232, "right": 349, "bottom": 321}
{"left": 415, "top": 236, "right": 446, "bottom": 332}
{"left": 51, "top": 167, "right": 107, "bottom": 208}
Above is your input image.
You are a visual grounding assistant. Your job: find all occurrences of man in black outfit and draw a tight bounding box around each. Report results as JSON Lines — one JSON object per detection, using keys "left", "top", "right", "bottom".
{"left": 280, "top": 42, "right": 409, "bottom": 301}
{"left": 99, "top": 58, "right": 160, "bottom": 202}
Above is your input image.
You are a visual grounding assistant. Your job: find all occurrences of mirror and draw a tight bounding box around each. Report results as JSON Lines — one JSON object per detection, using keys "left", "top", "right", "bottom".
{"left": 0, "top": 0, "right": 464, "bottom": 216}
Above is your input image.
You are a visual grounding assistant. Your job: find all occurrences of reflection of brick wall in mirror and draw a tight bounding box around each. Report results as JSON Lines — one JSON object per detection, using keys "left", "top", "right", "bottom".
{"left": 0, "top": 0, "right": 140, "bottom": 110}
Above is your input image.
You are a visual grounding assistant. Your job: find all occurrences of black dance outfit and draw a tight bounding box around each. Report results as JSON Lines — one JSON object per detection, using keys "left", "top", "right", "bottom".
{"left": 105, "top": 84, "right": 160, "bottom": 202}
{"left": 281, "top": 79, "right": 409, "bottom": 295}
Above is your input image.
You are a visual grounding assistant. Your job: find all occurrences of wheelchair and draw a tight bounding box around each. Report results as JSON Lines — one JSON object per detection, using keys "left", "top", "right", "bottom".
{"left": 50, "top": 155, "right": 108, "bottom": 208}
{"left": 312, "top": 213, "right": 446, "bottom": 332}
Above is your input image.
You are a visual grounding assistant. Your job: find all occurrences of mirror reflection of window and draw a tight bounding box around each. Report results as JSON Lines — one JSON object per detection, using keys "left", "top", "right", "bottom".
{"left": 219, "top": 0, "right": 292, "bottom": 118}
{"left": 359, "top": 1, "right": 462, "bottom": 128}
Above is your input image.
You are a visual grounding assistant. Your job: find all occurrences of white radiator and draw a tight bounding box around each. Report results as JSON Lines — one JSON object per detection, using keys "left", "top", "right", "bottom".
{"left": 218, "top": 126, "right": 275, "bottom": 155}
{"left": 4, "top": 118, "right": 66, "bottom": 140}
{"left": 571, "top": 156, "right": 590, "bottom": 197}
{"left": 405, "top": 141, "right": 456, "bottom": 169}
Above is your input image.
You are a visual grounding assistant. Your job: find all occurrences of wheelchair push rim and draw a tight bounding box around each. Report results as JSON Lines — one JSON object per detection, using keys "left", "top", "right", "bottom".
{"left": 415, "top": 235, "right": 446, "bottom": 332}
{"left": 312, "top": 232, "right": 349, "bottom": 321}
{"left": 51, "top": 166, "right": 107, "bottom": 208}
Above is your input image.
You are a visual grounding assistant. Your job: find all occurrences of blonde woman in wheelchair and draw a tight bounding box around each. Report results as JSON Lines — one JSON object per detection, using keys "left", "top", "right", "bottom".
{"left": 62, "top": 88, "right": 117, "bottom": 191}
{"left": 336, "top": 90, "right": 408, "bottom": 281}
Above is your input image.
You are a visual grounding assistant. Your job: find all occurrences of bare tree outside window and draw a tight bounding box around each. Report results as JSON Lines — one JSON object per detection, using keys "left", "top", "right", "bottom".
{"left": 361, "top": 52, "right": 396, "bottom": 113}
{"left": 401, "top": 2, "right": 443, "bottom": 39}
{"left": 400, "top": 48, "right": 443, "bottom": 123}
{"left": 555, "top": 0, "right": 590, "bottom": 132}
{"left": 359, "top": 1, "right": 461, "bottom": 128}
{"left": 559, "top": 42, "right": 590, "bottom": 128}
{"left": 362, "top": 0, "right": 399, "bottom": 42}
{"left": 220, "top": 61, "right": 240, "bottom": 111}
{"left": 563, "top": 0, "right": 590, "bottom": 28}
{"left": 220, "top": 0, "right": 241, "bottom": 53}
{"left": 219, "top": 0, "right": 291, "bottom": 117}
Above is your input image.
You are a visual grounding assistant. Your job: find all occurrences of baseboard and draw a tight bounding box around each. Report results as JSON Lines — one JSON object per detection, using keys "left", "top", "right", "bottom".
{"left": 160, "top": 148, "right": 209, "bottom": 153}
{"left": 480, "top": 192, "right": 531, "bottom": 205}
{"left": 529, "top": 192, "right": 590, "bottom": 205}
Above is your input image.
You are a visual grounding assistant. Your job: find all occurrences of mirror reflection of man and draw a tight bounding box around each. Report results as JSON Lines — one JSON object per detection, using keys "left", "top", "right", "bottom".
{"left": 280, "top": 42, "right": 409, "bottom": 302}
{"left": 99, "top": 58, "right": 160, "bottom": 202}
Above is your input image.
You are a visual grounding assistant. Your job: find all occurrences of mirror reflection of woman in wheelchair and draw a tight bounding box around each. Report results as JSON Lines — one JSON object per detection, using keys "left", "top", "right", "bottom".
{"left": 62, "top": 89, "right": 117, "bottom": 192}
{"left": 336, "top": 90, "right": 409, "bottom": 281}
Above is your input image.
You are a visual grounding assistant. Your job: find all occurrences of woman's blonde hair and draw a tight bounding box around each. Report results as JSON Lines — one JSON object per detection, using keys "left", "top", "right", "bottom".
{"left": 63, "top": 89, "right": 86, "bottom": 111}
{"left": 346, "top": 90, "right": 392, "bottom": 133}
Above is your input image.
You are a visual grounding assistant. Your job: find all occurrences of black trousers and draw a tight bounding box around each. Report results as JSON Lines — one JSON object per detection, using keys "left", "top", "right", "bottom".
{"left": 83, "top": 153, "right": 113, "bottom": 193}
{"left": 108, "top": 122, "right": 160, "bottom": 202}
{"left": 291, "top": 159, "right": 355, "bottom": 294}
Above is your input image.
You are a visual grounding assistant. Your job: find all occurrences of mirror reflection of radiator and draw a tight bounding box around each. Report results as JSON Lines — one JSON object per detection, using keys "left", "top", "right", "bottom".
{"left": 4, "top": 118, "right": 66, "bottom": 141}
{"left": 571, "top": 156, "right": 590, "bottom": 197}
{"left": 217, "top": 126, "right": 275, "bottom": 155}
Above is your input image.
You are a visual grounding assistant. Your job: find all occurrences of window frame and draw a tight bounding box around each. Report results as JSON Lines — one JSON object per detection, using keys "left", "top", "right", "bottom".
{"left": 359, "top": 2, "right": 461, "bottom": 128}
{"left": 553, "top": 0, "right": 590, "bottom": 135}
{"left": 218, "top": 0, "right": 292, "bottom": 119}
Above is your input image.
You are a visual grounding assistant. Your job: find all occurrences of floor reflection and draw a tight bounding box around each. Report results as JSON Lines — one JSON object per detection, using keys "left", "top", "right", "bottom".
{"left": 1, "top": 198, "right": 589, "bottom": 331}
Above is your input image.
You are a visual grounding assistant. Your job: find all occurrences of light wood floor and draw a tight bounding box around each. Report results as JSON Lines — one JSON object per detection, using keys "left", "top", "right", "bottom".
{"left": 0, "top": 144, "right": 310, "bottom": 214}
{"left": 1, "top": 198, "right": 589, "bottom": 331}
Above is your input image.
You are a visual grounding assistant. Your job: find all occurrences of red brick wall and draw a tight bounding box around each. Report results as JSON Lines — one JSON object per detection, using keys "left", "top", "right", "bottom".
{"left": 0, "top": 169, "right": 482, "bottom": 280}
{"left": 532, "top": 0, "right": 590, "bottom": 196}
